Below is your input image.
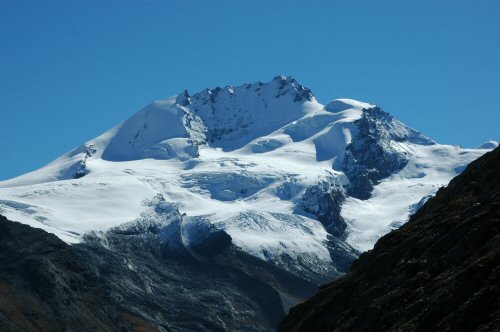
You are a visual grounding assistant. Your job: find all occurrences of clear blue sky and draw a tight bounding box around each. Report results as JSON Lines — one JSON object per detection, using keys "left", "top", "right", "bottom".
{"left": 1, "top": 0, "right": 499, "bottom": 180}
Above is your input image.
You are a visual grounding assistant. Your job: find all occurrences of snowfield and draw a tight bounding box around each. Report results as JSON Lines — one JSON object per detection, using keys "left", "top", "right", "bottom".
{"left": 0, "top": 76, "right": 493, "bottom": 273}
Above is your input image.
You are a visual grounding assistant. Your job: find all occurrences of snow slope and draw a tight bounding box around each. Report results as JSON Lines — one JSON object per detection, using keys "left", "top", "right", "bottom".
{"left": 0, "top": 76, "right": 491, "bottom": 278}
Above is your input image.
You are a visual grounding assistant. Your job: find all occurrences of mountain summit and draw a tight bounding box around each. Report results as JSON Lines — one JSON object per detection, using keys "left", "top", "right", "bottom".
{"left": 0, "top": 77, "right": 491, "bottom": 284}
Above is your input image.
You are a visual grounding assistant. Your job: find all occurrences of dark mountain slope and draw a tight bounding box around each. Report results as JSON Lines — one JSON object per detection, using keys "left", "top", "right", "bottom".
{"left": 74, "top": 219, "right": 318, "bottom": 332}
{"left": 280, "top": 147, "right": 500, "bottom": 332}
{"left": 0, "top": 210, "right": 318, "bottom": 331}
{"left": 0, "top": 215, "right": 155, "bottom": 332}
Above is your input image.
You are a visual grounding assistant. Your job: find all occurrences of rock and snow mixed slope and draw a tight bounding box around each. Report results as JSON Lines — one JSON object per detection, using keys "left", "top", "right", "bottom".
{"left": 0, "top": 76, "right": 493, "bottom": 282}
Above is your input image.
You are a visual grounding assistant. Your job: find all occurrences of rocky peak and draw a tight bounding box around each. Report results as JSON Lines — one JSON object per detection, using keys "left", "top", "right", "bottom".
{"left": 176, "top": 89, "right": 191, "bottom": 106}
{"left": 359, "top": 106, "right": 435, "bottom": 145}
{"left": 183, "top": 76, "right": 317, "bottom": 150}
{"left": 272, "top": 75, "right": 315, "bottom": 102}
{"left": 342, "top": 106, "right": 435, "bottom": 199}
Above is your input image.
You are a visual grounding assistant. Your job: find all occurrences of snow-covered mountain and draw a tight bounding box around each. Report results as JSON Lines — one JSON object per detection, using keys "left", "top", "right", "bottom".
{"left": 0, "top": 76, "right": 493, "bottom": 282}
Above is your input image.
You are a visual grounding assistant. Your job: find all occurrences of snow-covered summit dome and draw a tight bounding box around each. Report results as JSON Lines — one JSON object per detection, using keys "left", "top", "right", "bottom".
{"left": 478, "top": 140, "right": 499, "bottom": 149}
{"left": 326, "top": 98, "right": 374, "bottom": 113}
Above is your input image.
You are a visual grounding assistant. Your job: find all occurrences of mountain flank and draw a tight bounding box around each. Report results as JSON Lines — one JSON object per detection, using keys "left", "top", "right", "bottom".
{"left": 280, "top": 146, "right": 500, "bottom": 331}
{"left": 0, "top": 209, "right": 318, "bottom": 331}
{"left": 0, "top": 215, "right": 156, "bottom": 332}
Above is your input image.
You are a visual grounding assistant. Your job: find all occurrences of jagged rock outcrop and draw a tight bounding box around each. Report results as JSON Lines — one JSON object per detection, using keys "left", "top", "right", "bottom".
{"left": 342, "top": 107, "right": 434, "bottom": 199}
{"left": 301, "top": 182, "right": 347, "bottom": 238}
{"left": 280, "top": 147, "right": 500, "bottom": 331}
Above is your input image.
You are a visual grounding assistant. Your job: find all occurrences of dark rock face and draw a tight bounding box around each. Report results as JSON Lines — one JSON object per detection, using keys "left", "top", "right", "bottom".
{"left": 272, "top": 75, "right": 314, "bottom": 102}
{"left": 280, "top": 147, "right": 500, "bottom": 332}
{"left": 71, "top": 145, "right": 97, "bottom": 179}
{"left": 343, "top": 107, "right": 434, "bottom": 199}
{"left": 301, "top": 184, "right": 347, "bottom": 239}
{"left": 297, "top": 182, "right": 358, "bottom": 282}
{"left": 0, "top": 215, "right": 153, "bottom": 332}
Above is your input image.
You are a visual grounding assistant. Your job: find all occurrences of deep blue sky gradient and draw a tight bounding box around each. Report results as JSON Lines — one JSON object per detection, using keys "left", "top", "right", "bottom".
{"left": 1, "top": 0, "right": 499, "bottom": 180}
